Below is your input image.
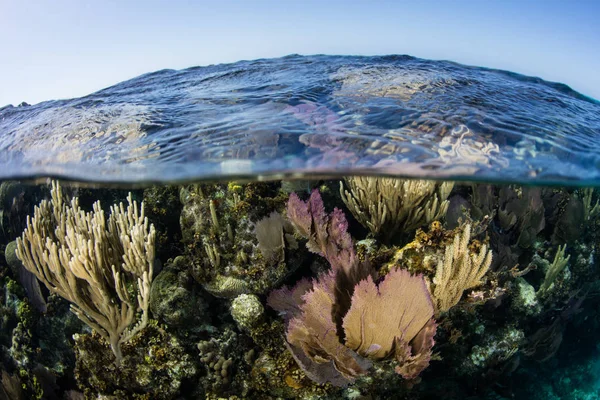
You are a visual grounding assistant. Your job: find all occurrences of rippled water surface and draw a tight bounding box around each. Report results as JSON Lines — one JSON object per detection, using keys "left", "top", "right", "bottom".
{"left": 1, "top": 54, "right": 599, "bottom": 185}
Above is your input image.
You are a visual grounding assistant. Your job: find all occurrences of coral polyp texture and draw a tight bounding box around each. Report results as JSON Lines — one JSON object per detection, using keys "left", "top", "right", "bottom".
{"left": 1, "top": 178, "right": 599, "bottom": 399}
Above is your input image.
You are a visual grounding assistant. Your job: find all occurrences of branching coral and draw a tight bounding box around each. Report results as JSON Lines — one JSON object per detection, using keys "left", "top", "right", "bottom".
{"left": 381, "top": 221, "right": 495, "bottom": 314}
{"left": 582, "top": 188, "right": 600, "bottom": 221}
{"left": 15, "top": 181, "right": 155, "bottom": 363}
{"left": 538, "top": 244, "right": 571, "bottom": 295}
{"left": 340, "top": 176, "right": 453, "bottom": 241}
{"left": 431, "top": 223, "right": 492, "bottom": 313}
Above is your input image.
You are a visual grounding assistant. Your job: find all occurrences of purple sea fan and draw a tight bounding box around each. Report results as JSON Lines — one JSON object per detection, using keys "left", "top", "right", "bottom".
{"left": 286, "top": 189, "right": 357, "bottom": 276}
{"left": 286, "top": 189, "right": 371, "bottom": 331}
{"left": 267, "top": 277, "right": 313, "bottom": 321}
{"left": 268, "top": 271, "right": 371, "bottom": 387}
{"left": 269, "top": 267, "right": 437, "bottom": 385}
{"left": 270, "top": 190, "right": 436, "bottom": 385}
{"left": 286, "top": 271, "right": 371, "bottom": 383}
{"left": 342, "top": 268, "right": 437, "bottom": 380}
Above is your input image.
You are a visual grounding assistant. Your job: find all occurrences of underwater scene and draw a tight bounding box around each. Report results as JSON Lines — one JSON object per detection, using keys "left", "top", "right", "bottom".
{"left": 1, "top": 55, "right": 600, "bottom": 400}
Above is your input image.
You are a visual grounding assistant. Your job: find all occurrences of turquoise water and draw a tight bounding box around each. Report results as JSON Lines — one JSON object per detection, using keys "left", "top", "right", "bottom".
{"left": 1, "top": 55, "right": 600, "bottom": 399}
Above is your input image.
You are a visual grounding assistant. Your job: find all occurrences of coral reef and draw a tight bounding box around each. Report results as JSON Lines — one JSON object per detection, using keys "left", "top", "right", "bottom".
{"left": 464, "top": 326, "right": 524, "bottom": 373}
{"left": 1, "top": 240, "right": 83, "bottom": 399}
{"left": 143, "top": 185, "right": 183, "bottom": 262}
{"left": 149, "top": 256, "right": 213, "bottom": 337}
{"left": 197, "top": 329, "right": 238, "bottom": 395}
{"left": 230, "top": 294, "right": 264, "bottom": 332}
{"left": 381, "top": 221, "right": 497, "bottom": 314}
{"left": 510, "top": 277, "right": 542, "bottom": 316}
{"left": 1, "top": 178, "right": 600, "bottom": 399}
{"left": 180, "top": 182, "right": 303, "bottom": 298}
{"left": 74, "top": 323, "right": 198, "bottom": 399}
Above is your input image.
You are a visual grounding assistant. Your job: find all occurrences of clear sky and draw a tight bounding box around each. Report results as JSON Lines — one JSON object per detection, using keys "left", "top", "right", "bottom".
{"left": 1, "top": 0, "right": 599, "bottom": 107}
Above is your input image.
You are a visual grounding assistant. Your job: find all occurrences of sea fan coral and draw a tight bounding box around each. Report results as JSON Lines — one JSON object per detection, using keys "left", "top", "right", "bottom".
{"left": 269, "top": 190, "right": 437, "bottom": 386}
{"left": 285, "top": 271, "right": 370, "bottom": 384}
{"left": 287, "top": 190, "right": 357, "bottom": 276}
{"left": 255, "top": 211, "right": 287, "bottom": 262}
{"left": 269, "top": 267, "right": 436, "bottom": 385}
{"left": 343, "top": 268, "right": 437, "bottom": 379}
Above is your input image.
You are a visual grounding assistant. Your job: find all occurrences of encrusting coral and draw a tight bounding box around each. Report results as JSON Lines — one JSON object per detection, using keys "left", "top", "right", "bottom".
{"left": 74, "top": 322, "right": 198, "bottom": 400}
{"left": 340, "top": 176, "right": 453, "bottom": 242}
{"left": 230, "top": 293, "right": 264, "bottom": 332}
{"left": 15, "top": 180, "right": 155, "bottom": 363}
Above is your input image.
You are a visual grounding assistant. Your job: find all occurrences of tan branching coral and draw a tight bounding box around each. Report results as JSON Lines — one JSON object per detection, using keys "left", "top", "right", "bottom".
{"left": 15, "top": 181, "right": 155, "bottom": 363}
{"left": 431, "top": 223, "right": 492, "bottom": 313}
{"left": 340, "top": 177, "right": 454, "bottom": 241}
{"left": 582, "top": 188, "right": 600, "bottom": 221}
{"left": 538, "top": 244, "right": 570, "bottom": 295}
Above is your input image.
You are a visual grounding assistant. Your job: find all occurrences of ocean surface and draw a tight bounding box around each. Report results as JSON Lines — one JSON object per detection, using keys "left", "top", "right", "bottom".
{"left": 1, "top": 55, "right": 600, "bottom": 400}
{"left": 0, "top": 54, "right": 599, "bottom": 185}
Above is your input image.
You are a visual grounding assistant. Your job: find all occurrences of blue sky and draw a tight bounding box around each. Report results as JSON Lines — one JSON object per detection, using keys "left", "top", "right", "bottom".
{"left": 1, "top": 0, "right": 599, "bottom": 107}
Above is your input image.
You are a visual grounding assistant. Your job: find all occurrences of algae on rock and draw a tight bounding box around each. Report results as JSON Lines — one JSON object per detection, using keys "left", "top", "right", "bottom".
{"left": 180, "top": 182, "right": 302, "bottom": 298}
